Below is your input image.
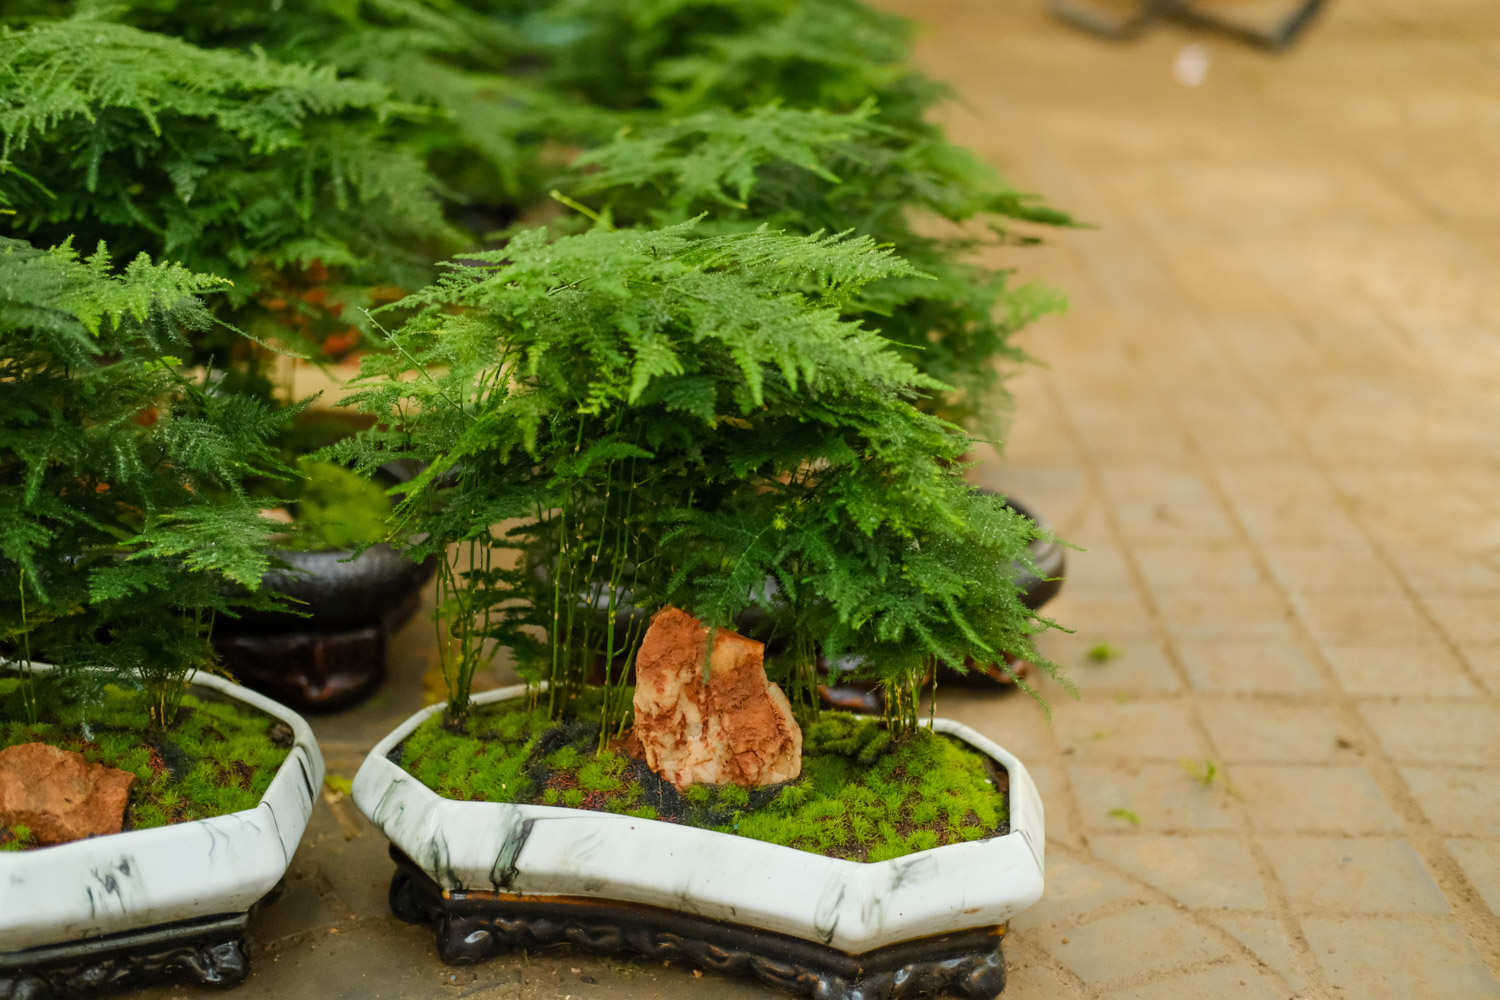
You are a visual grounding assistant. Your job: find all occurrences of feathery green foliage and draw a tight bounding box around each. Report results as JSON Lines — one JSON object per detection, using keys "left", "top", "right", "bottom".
{"left": 27, "top": 0, "right": 566, "bottom": 217}
{"left": 570, "top": 100, "right": 1070, "bottom": 434}
{"left": 500, "top": 0, "right": 1071, "bottom": 432}
{"left": 0, "top": 237, "right": 291, "bottom": 728}
{"left": 0, "top": 16, "right": 462, "bottom": 349}
{"left": 337, "top": 223, "right": 1063, "bottom": 735}
{"left": 1, "top": 0, "right": 1074, "bottom": 744}
{"left": 516, "top": 0, "right": 922, "bottom": 117}
{"left": 4, "top": 0, "right": 1070, "bottom": 434}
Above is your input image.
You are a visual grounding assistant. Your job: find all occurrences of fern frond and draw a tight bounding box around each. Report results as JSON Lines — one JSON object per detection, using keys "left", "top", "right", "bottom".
{"left": 1, "top": 235, "right": 292, "bottom": 722}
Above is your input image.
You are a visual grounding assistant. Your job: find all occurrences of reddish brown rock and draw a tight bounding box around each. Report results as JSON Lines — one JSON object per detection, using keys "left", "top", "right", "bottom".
{"left": 632, "top": 606, "right": 802, "bottom": 789}
{"left": 0, "top": 742, "right": 137, "bottom": 846}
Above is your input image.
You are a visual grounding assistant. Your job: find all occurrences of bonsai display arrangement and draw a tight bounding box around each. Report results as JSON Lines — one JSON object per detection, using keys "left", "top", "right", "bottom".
{"left": 343, "top": 223, "right": 1066, "bottom": 999}
{"left": 3, "top": 3, "right": 1070, "bottom": 995}
{"left": 0, "top": 240, "right": 324, "bottom": 996}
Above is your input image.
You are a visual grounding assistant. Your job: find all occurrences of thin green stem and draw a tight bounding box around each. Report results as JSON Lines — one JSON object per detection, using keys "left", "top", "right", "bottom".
{"left": 16, "top": 569, "right": 37, "bottom": 724}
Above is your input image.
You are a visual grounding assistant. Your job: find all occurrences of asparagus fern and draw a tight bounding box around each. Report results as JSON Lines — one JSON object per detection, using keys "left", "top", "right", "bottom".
{"left": 337, "top": 223, "right": 1064, "bottom": 736}
{"left": 0, "top": 237, "right": 292, "bottom": 728}
{"left": 0, "top": 16, "right": 462, "bottom": 348}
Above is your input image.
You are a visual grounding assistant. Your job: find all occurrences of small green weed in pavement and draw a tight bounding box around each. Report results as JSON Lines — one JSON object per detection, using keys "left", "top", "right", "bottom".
{"left": 1183, "top": 758, "right": 1219, "bottom": 787}
{"left": 1088, "top": 643, "right": 1120, "bottom": 662}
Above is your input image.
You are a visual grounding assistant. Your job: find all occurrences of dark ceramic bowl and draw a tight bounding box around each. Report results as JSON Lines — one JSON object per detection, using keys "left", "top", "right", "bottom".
{"left": 979, "top": 490, "right": 1066, "bottom": 613}
{"left": 214, "top": 460, "right": 437, "bottom": 711}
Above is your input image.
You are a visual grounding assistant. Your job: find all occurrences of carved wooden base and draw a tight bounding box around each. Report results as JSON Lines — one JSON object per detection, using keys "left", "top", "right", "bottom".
{"left": 0, "top": 914, "right": 249, "bottom": 998}
{"left": 387, "top": 847, "right": 1008, "bottom": 1000}
{"left": 215, "top": 584, "right": 424, "bottom": 712}
{"left": 216, "top": 622, "right": 387, "bottom": 712}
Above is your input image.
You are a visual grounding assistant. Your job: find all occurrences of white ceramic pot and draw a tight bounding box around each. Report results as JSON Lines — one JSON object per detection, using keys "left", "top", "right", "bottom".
{"left": 0, "top": 669, "right": 324, "bottom": 956}
{"left": 351, "top": 683, "right": 1044, "bottom": 955}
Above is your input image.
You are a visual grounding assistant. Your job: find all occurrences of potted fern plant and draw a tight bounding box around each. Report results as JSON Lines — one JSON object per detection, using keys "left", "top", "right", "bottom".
{"left": 0, "top": 16, "right": 461, "bottom": 709}
{"left": 550, "top": 101, "right": 1071, "bottom": 690}
{"left": 526, "top": 1, "right": 1077, "bottom": 691}
{"left": 0, "top": 239, "right": 324, "bottom": 995}
{"left": 341, "top": 223, "right": 1064, "bottom": 999}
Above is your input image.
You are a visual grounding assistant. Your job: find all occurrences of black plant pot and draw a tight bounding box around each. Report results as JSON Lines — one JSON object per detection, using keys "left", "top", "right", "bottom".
{"left": 214, "top": 460, "right": 438, "bottom": 712}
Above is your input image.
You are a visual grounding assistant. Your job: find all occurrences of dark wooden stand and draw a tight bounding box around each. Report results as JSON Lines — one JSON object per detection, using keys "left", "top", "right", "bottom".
{"left": 386, "top": 846, "right": 1009, "bottom": 1000}
{"left": 1, "top": 913, "right": 250, "bottom": 998}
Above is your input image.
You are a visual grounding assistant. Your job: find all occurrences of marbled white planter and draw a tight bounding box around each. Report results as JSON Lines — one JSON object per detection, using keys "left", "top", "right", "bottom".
{"left": 0, "top": 668, "right": 324, "bottom": 998}
{"left": 352, "top": 684, "right": 1045, "bottom": 999}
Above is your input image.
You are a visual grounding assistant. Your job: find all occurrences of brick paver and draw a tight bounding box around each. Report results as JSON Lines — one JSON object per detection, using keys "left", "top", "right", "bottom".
{"left": 904, "top": 2, "right": 1500, "bottom": 996}
{"left": 137, "top": 2, "right": 1500, "bottom": 997}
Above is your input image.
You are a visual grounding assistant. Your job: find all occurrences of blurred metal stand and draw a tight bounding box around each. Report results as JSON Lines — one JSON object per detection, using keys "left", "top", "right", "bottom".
{"left": 1048, "top": 0, "right": 1326, "bottom": 50}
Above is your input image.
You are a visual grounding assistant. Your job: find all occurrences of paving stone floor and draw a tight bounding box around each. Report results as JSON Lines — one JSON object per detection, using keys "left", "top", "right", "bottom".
{"left": 142, "top": 1, "right": 1499, "bottom": 997}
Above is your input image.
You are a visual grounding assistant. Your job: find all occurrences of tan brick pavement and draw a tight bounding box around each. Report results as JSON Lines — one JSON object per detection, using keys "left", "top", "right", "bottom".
{"left": 939, "top": 1, "right": 1500, "bottom": 995}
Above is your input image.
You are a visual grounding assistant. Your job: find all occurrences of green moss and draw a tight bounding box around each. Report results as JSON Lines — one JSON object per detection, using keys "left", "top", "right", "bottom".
{"left": 399, "top": 700, "right": 552, "bottom": 802}
{"left": 282, "top": 459, "right": 391, "bottom": 552}
{"left": 0, "top": 823, "right": 33, "bottom": 851}
{"left": 577, "top": 758, "right": 623, "bottom": 793}
{"left": 0, "top": 678, "right": 289, "bottom": 850}
{"left": 397, "top": 695, "right": 1007, "bottom": 863}
{"left": 547, "top": 745, "right": 581, "bottom": 771}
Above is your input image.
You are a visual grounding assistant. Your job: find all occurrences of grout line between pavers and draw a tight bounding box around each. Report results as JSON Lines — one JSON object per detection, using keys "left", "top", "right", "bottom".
{"left": 1082, "top": 953, "right": 1260, "bottom": 997}
{"left": 1204, "top": 378, "right": 1500, "bottom": 973}
{"left": 1034, "top": 352, "right": 1330, "bottom": 997}
{"left": 1077, "top": 825, "right": 1488, "bottom": 841}
{"left": 1009, "top": 383, "right": 1108, "bottom": 855}
{"left": 1056, "top": 752, "right": 1492, "bottom": 773}
{"left": 1033, "top": 892, "right": 1152, "bottom": 934}
{"left": 1037, "top": 840, "right": 1319, "bottom": 999}
{"left": 1218, "top": 84, "right": 1497, "bottom": 706}
{"left": 1004, "top": 930, "right": 1096, "bottom": 999}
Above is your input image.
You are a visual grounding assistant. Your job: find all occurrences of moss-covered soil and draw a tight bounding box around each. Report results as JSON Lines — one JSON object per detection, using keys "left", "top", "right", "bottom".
{"left": 0, "top": 678, "right": 291, "bottom": 851}
{"left": 397, "top": 692, "right": 1008, "bottom": 862}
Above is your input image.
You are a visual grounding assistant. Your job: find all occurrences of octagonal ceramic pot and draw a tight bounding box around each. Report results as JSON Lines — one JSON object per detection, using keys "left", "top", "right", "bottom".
{"left": 0, "top": 668, "right": 324, "bottom": 996}
{"left": 352, "top": 684, "right": 1044, "bottom": 999}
